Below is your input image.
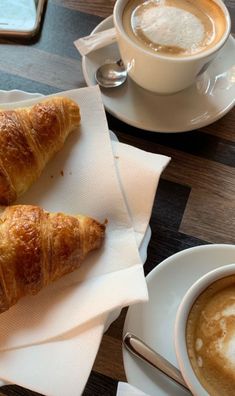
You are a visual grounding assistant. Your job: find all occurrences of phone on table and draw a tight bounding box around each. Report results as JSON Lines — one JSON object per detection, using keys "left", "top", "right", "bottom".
{"left": 0, "top": 0, "right": 46, "bottom": 38}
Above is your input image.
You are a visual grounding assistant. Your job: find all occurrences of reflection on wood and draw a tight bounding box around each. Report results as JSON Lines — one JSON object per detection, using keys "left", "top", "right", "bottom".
{"left": 51, "top": 0, "right": 115, "bottom": 17}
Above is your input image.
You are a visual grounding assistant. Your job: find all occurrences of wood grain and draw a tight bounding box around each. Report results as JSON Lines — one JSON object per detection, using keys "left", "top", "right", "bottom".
{"left": 0, "top": 0, "right": 234, "bottom": 395}
{"left": 181, "top": 188, "right": 235, "bottom": 243}
{"left": 93, "top": 335, "right": 126, "bottom": 381}
{"left": 0, "top": 46, "right": 83, "bottom": 90}
{"left": 51, "top": 0, "right": 115, "bottom": 18}
{"left": 204, "top": 110, "right": 235, "bottom": 142}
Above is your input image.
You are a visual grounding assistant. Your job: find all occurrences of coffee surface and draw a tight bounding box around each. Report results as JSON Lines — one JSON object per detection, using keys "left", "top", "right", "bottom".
{"left": 122, "top": 0, "right": 226, "bottom": 56}
{"left": 186, "top": 275, "right": 235, "bottom": 396}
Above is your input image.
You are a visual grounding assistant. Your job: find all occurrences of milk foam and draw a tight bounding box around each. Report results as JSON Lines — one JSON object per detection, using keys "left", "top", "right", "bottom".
{"left": 195, "top": 303, "right": 235, "bottom": 369}
{"left": 225, "top": 338, "right": 235, "bottom": 365}
{"left": 212, "top": 303, "right": 235, "bottom": 366}
{"left": 124, "top": 0, "right": 227, "bottom": 58}
{"left": 134, "top": 6, "right": 205, "bottom": 51}
{"left": 197, "top": 356, "right": 203, "bottom": 367}
{"left": 222, "top": 302, "right": 235, "bottom": 317}
{"left": 214, "top": 331, "right": 235, "bottom": 367}
{"left": 195, "top": 338, "right": 203, "bottom": 351}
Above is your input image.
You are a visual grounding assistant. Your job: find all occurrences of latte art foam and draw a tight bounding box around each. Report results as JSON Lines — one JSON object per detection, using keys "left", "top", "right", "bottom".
{"left": 134, "top": 6, "right": 205, "bottom": 52}
{"left": 123, "top": 0, "right": 227, "bottom": 56}
{"left": 186, "top": 275, "right": 235, "bottom": 396}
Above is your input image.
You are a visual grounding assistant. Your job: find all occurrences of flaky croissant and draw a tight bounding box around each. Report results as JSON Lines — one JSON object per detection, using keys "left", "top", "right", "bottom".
{"left": 0, "top": 205, "right": 105, "bottom": 313}
{"left": 0, "top": 96, "right": 80, "bottom": 205}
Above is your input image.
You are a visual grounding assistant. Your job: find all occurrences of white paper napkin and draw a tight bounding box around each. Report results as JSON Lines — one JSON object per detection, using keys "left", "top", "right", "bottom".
{"left": 0, "top": 86, "right": 170, "bottom": 395}
{"left": 104, "top": 137, "right": 170, "bottom": 332}
{"left": 0, "top": 314, "right": 107, "bottom": 395}
{"left": 0, "top": 86, "right": 149, "bottom": 351}
{"left": 74, "top": 27, "right": 116, "bottom": 56}
{"left": 0, "top": 138, "right": 169, "bottom": 395}
{"left": 112, "top": 140, "right": 169, "bottom": 247}
{"left": 117, "top": 382, "right": 151, "bottom": 396}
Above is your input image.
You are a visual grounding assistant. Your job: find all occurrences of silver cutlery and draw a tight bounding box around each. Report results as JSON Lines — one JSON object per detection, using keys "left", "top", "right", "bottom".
{"left": 123, "top": 332, "right": 190, "bottom": 393}
{"left": 95, "top": 59, "right": 127, "bottom": 88}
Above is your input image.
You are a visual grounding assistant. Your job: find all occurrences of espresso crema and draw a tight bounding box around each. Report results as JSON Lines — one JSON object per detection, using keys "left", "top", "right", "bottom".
{"left": 122, "top": 0, "right": 227, "bottom": 56}
{"left": 186, "top": 275, "right": 235, "bottom": 396}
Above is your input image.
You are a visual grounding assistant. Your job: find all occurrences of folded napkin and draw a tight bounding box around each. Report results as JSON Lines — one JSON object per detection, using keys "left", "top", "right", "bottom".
{"left": 74, "top": 27, "right": 116, "bottom": 56}
{"left": 117, "top": 382, "right": 151, "bottom": 396}
{"left": 0, "top": 86, "right": 170, "bottom": 395}
{"left": 111, "top": 139, "right": 169, "bottom": 247}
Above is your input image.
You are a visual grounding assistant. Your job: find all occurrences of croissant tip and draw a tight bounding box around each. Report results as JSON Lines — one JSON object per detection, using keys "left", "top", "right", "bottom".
{"left": 85, "top": 217, "right": 106, "bottom": 253}
{"left": 40, "top": 96, "right": 81, "bottom": 126}
{"left": 64, "top": 97, "right": 81, "bottom": 126}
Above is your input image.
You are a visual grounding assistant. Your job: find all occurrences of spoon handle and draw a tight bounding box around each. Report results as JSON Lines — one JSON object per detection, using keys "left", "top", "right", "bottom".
{"left": 123, "top": 333, "right": 190, "bottom": 392}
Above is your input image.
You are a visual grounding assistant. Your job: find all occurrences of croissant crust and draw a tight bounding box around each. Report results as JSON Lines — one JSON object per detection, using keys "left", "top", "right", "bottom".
{"left": 0, "top": 97, "right": 81, "bottom": 204}
{"left": 0, "top": 205, "right": 105, "bottom": 313}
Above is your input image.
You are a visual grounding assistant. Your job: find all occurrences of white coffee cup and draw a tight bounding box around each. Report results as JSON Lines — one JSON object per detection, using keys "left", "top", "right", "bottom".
{"left": 174, "top": 263, "right": 235, "bottom": 396}
{"left": 113, "top": 0, "right": 231, "bottom": 94}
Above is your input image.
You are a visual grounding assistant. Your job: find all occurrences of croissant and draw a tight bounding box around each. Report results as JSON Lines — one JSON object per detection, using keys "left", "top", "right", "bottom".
{"left": 0, "top": 205, "right": 105, "bottom": 313}
{"left": 0, "top": 96, "right": 80, "bottom": 205}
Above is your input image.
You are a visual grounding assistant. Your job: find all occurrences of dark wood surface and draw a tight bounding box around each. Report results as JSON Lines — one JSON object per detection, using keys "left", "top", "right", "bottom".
{"left": 0, "top": 1, "right": 234, "bottom": 395}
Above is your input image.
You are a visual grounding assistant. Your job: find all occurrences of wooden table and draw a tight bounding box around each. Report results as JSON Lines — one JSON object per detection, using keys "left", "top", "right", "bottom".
{"left": 0, "top": 1, "right": 234, "bottom": 395}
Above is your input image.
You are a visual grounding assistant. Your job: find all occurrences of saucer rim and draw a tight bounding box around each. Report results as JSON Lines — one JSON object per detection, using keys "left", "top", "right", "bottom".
{"left": 82, "top": 16, "right": 235, "bottom": 133}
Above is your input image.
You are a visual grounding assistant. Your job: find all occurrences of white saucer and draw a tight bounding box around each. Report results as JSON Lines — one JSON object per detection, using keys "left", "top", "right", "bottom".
{"left": 123, "top": 244, "right": 235, "bottom": 396}
{"left": 82, "top": 16, "right": 235, "bottom": 133}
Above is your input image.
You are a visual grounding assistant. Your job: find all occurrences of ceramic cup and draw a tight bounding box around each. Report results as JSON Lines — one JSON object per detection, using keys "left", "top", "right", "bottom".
{"left": 113, "top": 0, "right": 231, "bottom": 94}
{"left": 174, "top": 263, "right": 235, "bottom": 396}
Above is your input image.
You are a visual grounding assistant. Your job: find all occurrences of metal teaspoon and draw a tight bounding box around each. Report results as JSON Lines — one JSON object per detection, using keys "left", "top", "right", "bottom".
{"left": 123, "top": 333, "right": 191, "bottom": 393}
{"left": 95, "top": 59, "right": 127, "bottom": 88}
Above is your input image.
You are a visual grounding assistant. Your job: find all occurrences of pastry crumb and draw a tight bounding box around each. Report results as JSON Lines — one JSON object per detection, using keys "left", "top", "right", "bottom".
{"left": 50, "top": 175, "right": 54, "bottom": 179}
{"left": 114, "top": 156, "right": 119, "bottom": 159}
{"left": 60, "top": 170, "right": 64, "bottom": 176}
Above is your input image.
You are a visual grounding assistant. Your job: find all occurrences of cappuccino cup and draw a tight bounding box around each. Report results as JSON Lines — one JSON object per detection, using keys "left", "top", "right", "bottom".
{"left": 113, "top": 0, "right": 231, "bottom": 94}
{"left": 174, "top": 263, "right": 235, "bottom": 396}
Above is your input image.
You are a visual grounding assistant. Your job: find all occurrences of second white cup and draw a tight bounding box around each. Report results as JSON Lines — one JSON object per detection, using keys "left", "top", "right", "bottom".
{"left": 175, "top": 263, "right": 235, "bottom": 395}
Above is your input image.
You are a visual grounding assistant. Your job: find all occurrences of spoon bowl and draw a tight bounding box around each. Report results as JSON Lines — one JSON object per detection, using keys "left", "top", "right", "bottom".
{"left": 95, "top": 59, "right": 127, "bottom": 88}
